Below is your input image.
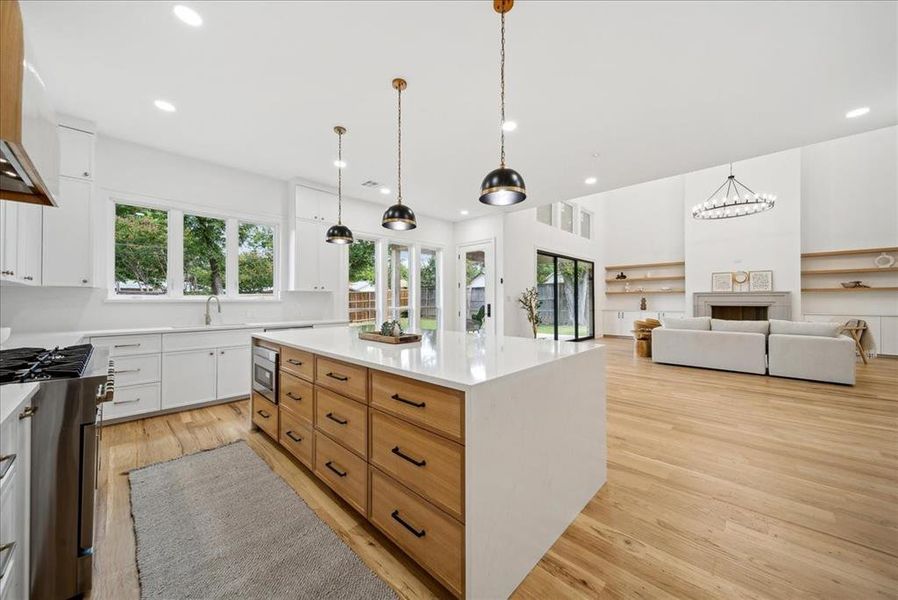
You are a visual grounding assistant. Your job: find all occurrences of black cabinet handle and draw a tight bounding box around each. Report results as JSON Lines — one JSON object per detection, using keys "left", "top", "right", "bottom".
{"left": 257, "top": 409, "right": 271, "bottom": 419}
{"left": 326, "top": 372, "right": 349, "bottom": 382}
{"left": 287, "top": 359, "right": 303, "bottom": 366}
{"left": 285, "top": 430, "right": 303, "bottom": 443}
{"left": 391, "top": 510, "right": 426, "bottom": 538}
{"left": 286, "top": 392, "right": 302, "bottom": 401}
{"left": 391, "top": 393, "right": 425, "bottom": 408}
{"left": 392, "top": 446, "right": 426, "bottom": 467}
{"left": 326, "top": 412, "right": 348, "bottom": 425}
{"left": 325, "top": 461, "right": 347, "bottom": 477}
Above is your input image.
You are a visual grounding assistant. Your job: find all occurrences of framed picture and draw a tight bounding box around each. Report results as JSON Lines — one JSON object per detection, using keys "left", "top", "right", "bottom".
{"left": 711, "top": 272, "right": 733, "bottom": 292}
{"left": 749, "top": 270, "right": 773, "bottom": 292}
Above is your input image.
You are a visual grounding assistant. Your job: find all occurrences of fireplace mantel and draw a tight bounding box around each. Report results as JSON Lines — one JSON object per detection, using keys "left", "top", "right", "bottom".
{"left": 693, "top": 291, "right": 791, "bottom": 320}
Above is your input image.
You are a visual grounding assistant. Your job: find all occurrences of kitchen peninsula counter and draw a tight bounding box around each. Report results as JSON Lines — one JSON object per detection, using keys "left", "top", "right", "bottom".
{"left": 251, "top": 327, "right": 606, "bottom": 599}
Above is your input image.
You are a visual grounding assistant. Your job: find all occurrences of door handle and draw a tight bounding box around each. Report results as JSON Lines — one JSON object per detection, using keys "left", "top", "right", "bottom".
{"left": 114, "top": 368, "right": 141, "bottom": 374}
{"left": 18, "top": 406, "right": 36, "bottom": 420}
{"left": 325, "top": 461, "right": 347, "bottom": 477}
{"left": 391, "top": 446, "right": 426, "bottom": 467}
{"left": 326, "top": 412, "right": 348, "bottom": 425}
{"left": 487, "top": 303, "right": 492, "bottom": 318}
{"left": 391, "top": 510, "right": 426, "bottom": 538}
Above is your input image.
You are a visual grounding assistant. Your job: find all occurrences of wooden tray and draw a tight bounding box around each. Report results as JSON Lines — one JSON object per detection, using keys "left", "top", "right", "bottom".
{"left": 358, "top": 332, "right": 422, "bottom": 344}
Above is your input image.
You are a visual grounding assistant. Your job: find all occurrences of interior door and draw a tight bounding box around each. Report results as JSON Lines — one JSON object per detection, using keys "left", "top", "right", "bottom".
{"left": 457, "top": 241, "right": 495, "bottom": 335}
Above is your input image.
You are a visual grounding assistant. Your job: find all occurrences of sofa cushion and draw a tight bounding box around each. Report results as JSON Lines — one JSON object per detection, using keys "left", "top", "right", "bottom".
{"left": 661, "top": 316, "right": 711, "bottom": 331}
{"left": 711, "top": 319, "right": 770, "bottom": 335}
{"left": 769, "top": 319, "right": 841, "bottom": 338}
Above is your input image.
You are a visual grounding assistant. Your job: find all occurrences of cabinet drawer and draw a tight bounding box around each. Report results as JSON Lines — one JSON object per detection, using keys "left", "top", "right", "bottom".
{"left": 91, "top": 334, "right": 161, "bottom": 356}
{"left": 315, "top": 387, "right": 367, "bottom": 458}
{"left": 314, "top": 432, "right": 367, "bottom": 515}
{"left": 279, "top": 371, "right": 313, "bottom": 423}
{"left": 315, "top": 357, "right": 367, "bottom": 403}
{"left": 370, "top": 469, "right": 463, "bottom": 597}
{"left": 371, "top": 370, "right": 464, "bottom": 441}
{"left": 370, "top": 410, "right": 463, "bottom": 521}
{"left": 111, "top": 354, "right": 160, "bottom": 387}
{"left": 281, "top": 346, "right": 314, "bottom": 381}
{"left": 251, "top": 392, "right": 278, "bottom": 439}
{"left": 102, "top": 383, "right": 161, "bottom": 421}
{"left": 162, "top": 328, "right": 261, "bottom": 353}
{"left": 279, "top": 410, "right": 313, "bottom": 469}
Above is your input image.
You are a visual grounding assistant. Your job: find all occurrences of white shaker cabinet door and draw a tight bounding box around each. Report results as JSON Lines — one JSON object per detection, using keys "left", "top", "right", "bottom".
{"left": 880, "top": 316, "right": 898, "bottom": 356}
{"left": 293, "top": 219, "right": 320, "bottom": 291}
{"left": 43, "top": 177, "right": 92, "bottom": 287}
{"left": 162, "top": 349, "right": 217, "bottom": 409}
{"left": 317, "top": 223, "right": 341, "bottom": 292}
{"left": 0, "top": 201, "right": 17, "bottom": 281}
{"left": 216, "top": 346, "right": 251, "bottom": 400}
{"left": 16, "top": 202, "right": 42, "bottom": 285}
{"left": 58, "top": 126, "right": 94, "bottom": 180}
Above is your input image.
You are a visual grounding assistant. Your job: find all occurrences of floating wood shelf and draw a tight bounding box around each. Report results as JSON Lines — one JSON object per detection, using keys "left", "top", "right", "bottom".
{"left": 605, "top": 289, "right": 685, "bottom": 295}
{"left": 801, "top": 287, "right": 898, "bottom": 293}
{"left": 604, "top": 260, "right": 685, "bottom": 271}
{"left": 604, "top": 275, "right": 686, "bottom": 283}
{"left": 801, "top": 267, "right": 898, "bottom": 275}
{"left": 801, "top": 246, "right": 898, "bottom": 259}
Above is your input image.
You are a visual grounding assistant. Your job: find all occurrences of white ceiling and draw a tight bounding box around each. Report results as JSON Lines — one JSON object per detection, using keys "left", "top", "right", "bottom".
{"left": 20, "top": 1, "right": 897, "bottom": 222}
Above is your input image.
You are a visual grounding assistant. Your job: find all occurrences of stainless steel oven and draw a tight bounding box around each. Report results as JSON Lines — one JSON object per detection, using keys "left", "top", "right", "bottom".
{"left": 252, "top": 346, "right": 278, "bottom": 403}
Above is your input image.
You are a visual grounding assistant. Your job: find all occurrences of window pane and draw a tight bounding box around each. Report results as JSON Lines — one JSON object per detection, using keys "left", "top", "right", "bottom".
{"left": 238, "top": 223, "right": 274, "bottom": 294}
{"left": 183, "top": 214, "right": 226, "bottom": 295}
{"left": 114, "top": 203, "right": 168, "bottom": 295}
{"left": 536, "top": 253, "right": 555, "bottom": 339}
{"left": 560, "top": 203, "right": 574, "bottom": 233}
{"left": 349, "top": 239, "right": 377, "bottom": 331}
{"left": 576, "top": 261, "right": 594, "bottom": 338}
{"left": 387, "top": 243, "right": 410, "bottom": 329}
{"left": 420, "top": 248, "right": 439, "bottom": 331}
{"left": 580, "top": 212, "right": 591, "bottom": 239}
{"left": 464, "top": 250, "right": 486, "bottom": 332}
{"left": 556, "top": 257, "right": 576, "bottom": 340}
{"left": 537, "top": 204, "right": 553, "bottom": 226}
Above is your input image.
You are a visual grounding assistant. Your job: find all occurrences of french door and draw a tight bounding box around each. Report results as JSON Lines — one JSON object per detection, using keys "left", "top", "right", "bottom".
{"left": 536, "top": 251, "right": 595, "bottom": 341}
{"left": 457, "top": 241, "right": 495, "bottom": 335}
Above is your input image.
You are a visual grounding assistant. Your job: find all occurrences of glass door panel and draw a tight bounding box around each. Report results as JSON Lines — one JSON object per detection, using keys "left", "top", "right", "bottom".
{"left": 536, "top": 251, "right": 595, "bottom": 341}
{"left": 556, "top": 256, "right": 576, "bottom": 341}
{"left": 536, "top": 253, "right": 556, "bottom": 339}
{"left": 464, "top": 249, "right": 486, "bottom": 333}
{"left": 577, "top": 261, "right": 595, "bottom": 338}
{"left": 387, "top": 243, "right": 410, "bottom": 330}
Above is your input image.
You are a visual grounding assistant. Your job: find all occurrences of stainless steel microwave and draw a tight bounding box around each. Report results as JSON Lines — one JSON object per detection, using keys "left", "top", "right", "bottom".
{"left": 252, "top": 346, "right": 278, "bottom": 403}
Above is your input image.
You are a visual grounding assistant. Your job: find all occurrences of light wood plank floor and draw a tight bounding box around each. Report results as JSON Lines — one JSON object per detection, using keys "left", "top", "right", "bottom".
{"left": 90, "top": 338, "right": 898, "bottom": 599}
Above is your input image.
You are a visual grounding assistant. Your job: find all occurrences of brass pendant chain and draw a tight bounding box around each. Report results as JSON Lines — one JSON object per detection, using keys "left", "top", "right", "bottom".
{"left": 397, "top": 84, "right": 403, "bottom": 205}
{"left": 337, "top": 130, "right": 343, "bottom": 224}
{"left": 499, "top": 10, "right": 506, "bottom": 168}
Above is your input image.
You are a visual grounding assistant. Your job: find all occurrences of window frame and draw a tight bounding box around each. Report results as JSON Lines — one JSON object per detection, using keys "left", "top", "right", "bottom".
{"left": 580, "top": 208, "right": 593, "bottom": 239}
{"left": 418, "top": 246, "right": 442, "bottom": 331}
{"left": 535, "top": 249, "right": 596, "bottom": 342}
{"left": 347, "top": 236, "right": 379, "bottom": 329}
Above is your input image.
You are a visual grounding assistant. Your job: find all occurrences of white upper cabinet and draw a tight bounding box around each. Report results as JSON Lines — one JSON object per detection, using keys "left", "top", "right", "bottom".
{"left": 1, "top": 201, "right": 42, "bottom": 285}
{"left": 293, "top": 220, "right": 341, "bottom": 292}
{"left": 42, "top": 177, "right": 91, "bottom": 286}
{"left": 58, "top": 126, "right": 94, "bottom": 180}
{"left": 0, "top": 201, "right": 18, "bottom": 281}
{"left": 295, "top": 185, "right": 339, "bottom": 225}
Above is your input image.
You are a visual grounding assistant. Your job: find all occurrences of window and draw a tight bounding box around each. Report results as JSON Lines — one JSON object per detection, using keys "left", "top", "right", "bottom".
{"left": 580, "top": 210, "right": 592, "bottom": 239}
{"left": 114, "top": 203, "right": 168, "bottom": 295}
{"left": 419, "top": 248, "right": 440, "bottom": 331}
{"left": 238, "top": 222, "right": 274, "bottom": 295}
{"left": 348, "top": 239, "right": 377, "bottom": 330}
{"left": 560, "top": 202, "right": 574, "bottom": 233}
{"left": 183, "top": 214, "right": 226, "bottom": 295}
{"left": 387, "top": 243, "right": 411, "bottom": 329}
{"left": 536, "top": 250, "right": 595, "bottom": 341}
{"left": 537, "top": 204, "right": 553, "bottom": 226}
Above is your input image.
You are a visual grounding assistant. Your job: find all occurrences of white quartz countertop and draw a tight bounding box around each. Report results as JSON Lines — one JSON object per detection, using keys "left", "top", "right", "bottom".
{"left": 254, "top": 326, "right": 603, "bottom": 390}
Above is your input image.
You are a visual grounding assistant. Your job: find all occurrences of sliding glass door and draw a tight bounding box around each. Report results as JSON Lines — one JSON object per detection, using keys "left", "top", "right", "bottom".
{"left": 536, "top": 251, "right": 595, "bottom": 341}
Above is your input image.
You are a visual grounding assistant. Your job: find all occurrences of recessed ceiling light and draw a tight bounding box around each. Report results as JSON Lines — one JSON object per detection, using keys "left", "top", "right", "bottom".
{"left": 460, "top": 210, "right": 469, "bottom": 215}
{"left": 501, "top": 120, "right": 517, "bottom": 132}
{"left": 845, "top": 106, "right": 870, "bottom": 119}
{"left": 0, "top": 157, "right": 7, "bottom": 164}
{"left": 154, "top": 99, "right": 176, "bottom": 112}
{"left": 333, "top": 160, "right": 347, "bottom": 168}
{"left": 584, "top": 177, "right": 597, "bottom": 185}
{"left": 379, "top": 187, "right": 391, "bottom": 195}
{"left": 173, "top": 5, "right": 203, "bottom": 27}
{"left": 4, "top": 170, "right": 18, "bottom": 178}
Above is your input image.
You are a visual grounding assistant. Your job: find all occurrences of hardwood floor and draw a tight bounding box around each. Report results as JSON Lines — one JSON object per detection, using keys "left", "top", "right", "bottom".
{"left": 90, "top": 338, "right": 898, "bottom": 599}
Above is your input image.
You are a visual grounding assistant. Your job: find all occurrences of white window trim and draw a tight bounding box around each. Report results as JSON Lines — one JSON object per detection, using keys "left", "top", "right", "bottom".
{"left": 418, "top": 246, "right": 442, "bottom": 331}
{"left": 579, "top": 208, "right": 593, "bottom": 239}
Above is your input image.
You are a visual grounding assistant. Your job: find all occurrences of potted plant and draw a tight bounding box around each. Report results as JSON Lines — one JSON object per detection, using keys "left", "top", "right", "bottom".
{"left": 518, "top": 286, "right": 542, "bottom": 338}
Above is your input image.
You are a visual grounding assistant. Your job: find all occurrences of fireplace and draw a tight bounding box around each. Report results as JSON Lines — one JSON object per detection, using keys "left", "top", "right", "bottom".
{"left": 711, "top": 305, "right": 768, "bottom": 321}
{"left": 693, "top": 292, "right": 791, "bottom": 320}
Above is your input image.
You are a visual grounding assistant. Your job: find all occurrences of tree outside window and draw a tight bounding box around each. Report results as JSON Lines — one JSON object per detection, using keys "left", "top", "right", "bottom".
{"left": 183, "top": 214, "right": 226, "bottom": 295}
{"left": 238, "top": 223, "right": 274, "bottom": 294}
{"left": 114, "top": 203, "right": 168, "bottom": 295}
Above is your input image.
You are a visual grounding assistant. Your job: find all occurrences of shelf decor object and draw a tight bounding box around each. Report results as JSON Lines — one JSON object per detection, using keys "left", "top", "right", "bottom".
{"left": 692, "top": 163, "right": 776, "bottom": 220}
{"left": 479, "top": 0, "right": 526, "bottom": 206}
{"left": 711, "top": 272, "right": 733, "bottom": 292}
{"left": 382, "top": 78, "right": 417, "bottom": 230}
{"left": 749, "top": 270, "right": 773, "bottom": 292}
{"left": 325, "top": 126, "right": 354, "bottom": 244}
{"left": 875, "top": 252, "right": 896, "bottom": 268}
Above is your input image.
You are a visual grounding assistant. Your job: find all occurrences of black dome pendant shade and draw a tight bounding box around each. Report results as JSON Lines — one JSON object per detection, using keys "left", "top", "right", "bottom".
{"left": 382, "top": 78, "right": 417, "bottom": 230}
{"left": 326, "top": 125, "right": 354, "bottom": 244}
{"left": 479, "top": 0, "right": 526, "bottom": 207}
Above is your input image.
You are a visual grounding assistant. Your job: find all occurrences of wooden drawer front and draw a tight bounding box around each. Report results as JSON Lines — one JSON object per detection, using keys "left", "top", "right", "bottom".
{"left": 102, "top": 383, "right": 161, "bottom": 421}
{"left": 371, "top": 370, "right": 464, "bottom": 441}
{"left": 279, "top": 410, "right": 313, "bottom": 469}
{"left": 91, "top": 334, "right": 161, "bottom": 356}
{"left": 315, "top": 387, "right": 367, "bottom": 458}
{"left": 279, "top": 371, "right": 313, "bottom": 423}
{"left": 315, "top": 356, "right": 368, "bottom": 403}
{"left": 281, "top": 346, "right": 314, "bottom": 381}
{"left": 370, "top": 469, "right": 463, "bottom": 597}
{"left": 314, "top": 432, "right": 367, "bottom": 515}
{"left": 112, "top": 354, "right": 161, "bottom": 387}
{"left": 370, "top": 410, "right": 463, "bottom": 520}
{"left": 251, "top": 392, "right": 278, "bottom": 439}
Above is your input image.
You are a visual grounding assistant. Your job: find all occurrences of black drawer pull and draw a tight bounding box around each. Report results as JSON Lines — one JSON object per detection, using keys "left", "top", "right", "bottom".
{"left": 287, "top": 358, "right": 303, "bottom": 366}
{"left": 392, "top": 446, "right": 426, "bottom": 467}
{"left": 391, "top": 393, "right": 425, "bottom": 408}
{"left": 256, "top": 409, "right": 271, "bottom": 419}
{"left": 325, "top": 461, "right": 347, "bottom": 477}
{"left": 326, "top": 372, "right": 349, "bottom": 382}
{"left": 391, "top": 510, "right": 426, "bottom": 538}
{"left": 286, "top": 392, "right": 302, "bottom": 401}
{"left": 326, "top": 412, "right": 348, "bottom": 425}
{"left": 285, "top": 430, "right": 303, "bottom": 443}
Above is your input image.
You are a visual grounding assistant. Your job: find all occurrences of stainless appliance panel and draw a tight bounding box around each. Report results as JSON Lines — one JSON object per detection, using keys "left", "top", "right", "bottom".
{"left": 252, "top": 346, "right": 278, "bottom": 403}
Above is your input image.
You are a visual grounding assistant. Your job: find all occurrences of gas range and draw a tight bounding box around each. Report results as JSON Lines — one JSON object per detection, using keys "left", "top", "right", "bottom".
{"left": 0, "top": 343, "right": 95, "bottom": 385}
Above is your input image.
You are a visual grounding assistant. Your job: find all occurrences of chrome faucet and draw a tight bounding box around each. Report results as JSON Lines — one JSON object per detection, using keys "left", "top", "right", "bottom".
{"left": 205, "top": 295, "right": 221, "bottom": 326}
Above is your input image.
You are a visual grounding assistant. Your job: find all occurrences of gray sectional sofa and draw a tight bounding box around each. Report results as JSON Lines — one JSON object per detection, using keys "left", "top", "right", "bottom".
{"left": 651, "top": 316, "right": 856, "bottom": 385}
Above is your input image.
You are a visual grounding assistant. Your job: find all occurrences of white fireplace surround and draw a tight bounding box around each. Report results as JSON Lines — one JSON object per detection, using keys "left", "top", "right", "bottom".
{"left": 693, "top": 292, "right": 792, "bottom": 320}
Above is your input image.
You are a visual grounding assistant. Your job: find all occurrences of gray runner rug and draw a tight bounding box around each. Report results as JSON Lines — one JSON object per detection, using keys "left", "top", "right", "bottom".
{"left": 128, "top": 441, "right": 397, "bottom": 600}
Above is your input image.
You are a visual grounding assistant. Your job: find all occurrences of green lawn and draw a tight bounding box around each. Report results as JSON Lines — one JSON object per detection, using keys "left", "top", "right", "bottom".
{"left": 537, "top": 323, "right": 576, "bottom": 335}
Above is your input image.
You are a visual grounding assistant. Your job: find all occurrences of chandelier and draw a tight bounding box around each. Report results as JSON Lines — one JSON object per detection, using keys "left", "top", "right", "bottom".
{"left": 692, "top": 163, "right": 775, "bottom": 220}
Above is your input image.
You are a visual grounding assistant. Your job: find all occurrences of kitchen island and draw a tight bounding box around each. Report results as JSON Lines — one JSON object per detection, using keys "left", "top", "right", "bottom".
{"left": 251, "top": 327, "right": 606, "bottom": 599}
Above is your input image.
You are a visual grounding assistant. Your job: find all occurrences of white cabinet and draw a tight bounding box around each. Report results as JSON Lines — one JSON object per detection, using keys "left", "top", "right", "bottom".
{"left": 0, "top": 398, "right": 31, "bottom": 600}
{"left": 58, "top": 126, "right": 94, "bottom": 180}
{"left": 603, "top": 310, "right": 669, "bottom": 337}
{"left": 162, "top": 349, "right": 218, "bottom": 409}
{"left": 216, "top": 345, "right": 251, "bottom": 399}
{"left": 293, "top": 220, "right": 341, "bottom": 292}
{"left": 103, "top": 383, "right": 161, "bottom": 421}
{"left": 880, "top": 317, "right": 898, "bottom": 356}
{"left": 0, "top": 200, "right": 42, "bottom": 285}
{"left": 0, "top": 201, "right": 17, "bottom": 282}
{"left": 42, "top": 177, "right": 92, "bottom": 286}
{"left": 656, "top": 311, "right": 684, "bottom": 320}
{"left": 295, "top": 185, "right": 338, "bottom": 224}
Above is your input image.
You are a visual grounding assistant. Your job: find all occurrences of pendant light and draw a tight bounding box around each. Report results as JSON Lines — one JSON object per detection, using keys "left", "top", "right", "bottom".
{"left": 691, "top": 163, "right": 776, "bottom": 220}
{"left": 382, "top": 78, "right": 417, "bottom": 230}
{"left": 325, "top": 125, "right": 354, "bottom": 244}
{"left": 479, "top": 0, "right": 526, "bottom": 206}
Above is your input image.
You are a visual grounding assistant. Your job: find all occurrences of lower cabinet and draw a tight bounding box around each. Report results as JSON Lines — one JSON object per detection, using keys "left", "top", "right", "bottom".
{"left": 881, "top": 316, "right": 898, "bottom": 356}
{"left": 162, "top": 349, "right": 218, "bottom": 409}
{"left": 0, "top": 397, "right": 32, "bottom": 600}
{"left": 102, "top": 383, "right": 161, "bottom": 421}
{"left": 215, "top": 346, "right": 251, "bottom": 400}
{"left": 603, "top": 310, "right": 678, "bottom": 337}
